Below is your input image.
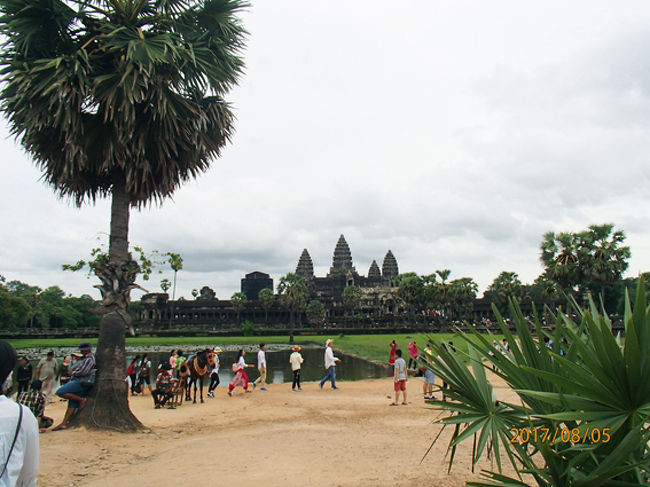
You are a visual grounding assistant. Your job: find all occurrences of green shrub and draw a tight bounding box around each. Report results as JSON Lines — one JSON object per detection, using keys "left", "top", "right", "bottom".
{"left": 426, "top": 280, "right": 650, "bottom": 486}
{"left": 241, "top": 320, "right": 255, "bottom": 337}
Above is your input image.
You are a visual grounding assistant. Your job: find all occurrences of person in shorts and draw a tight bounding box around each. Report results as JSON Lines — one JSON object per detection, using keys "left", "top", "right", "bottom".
{"left": 421, "top": 366, "right": 435, "bottom": 400}
{"left": 391, "top": 349, "right": 408, "bottom": 406}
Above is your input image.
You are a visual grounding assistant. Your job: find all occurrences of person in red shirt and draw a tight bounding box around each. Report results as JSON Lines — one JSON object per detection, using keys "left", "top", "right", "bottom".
{"left": 407, "top": 341, "right": 418, "bottom": 369}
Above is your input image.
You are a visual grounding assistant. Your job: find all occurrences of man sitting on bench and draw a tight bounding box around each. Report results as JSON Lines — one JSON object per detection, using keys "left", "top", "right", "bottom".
{"left": 152, "top": 363, "right": 174, "bottom": 409}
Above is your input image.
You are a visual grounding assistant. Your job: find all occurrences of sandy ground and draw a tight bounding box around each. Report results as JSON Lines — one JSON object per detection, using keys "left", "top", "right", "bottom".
{"left": 37, "top": 374, "right": 518, "bottom": 487}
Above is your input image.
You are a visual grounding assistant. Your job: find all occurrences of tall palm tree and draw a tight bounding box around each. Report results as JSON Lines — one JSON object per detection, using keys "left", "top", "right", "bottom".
{"left": 0, "top": 0, "right": 247, "bottom": 430}
{"left": 278, "top": 273, "right": 308, "bottom": 344}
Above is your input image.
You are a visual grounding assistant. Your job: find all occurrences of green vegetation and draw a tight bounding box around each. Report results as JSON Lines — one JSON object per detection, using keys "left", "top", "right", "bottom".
{"left": 426, "top": 281, "right": 650, "bottom": 486}
{"left": 278, "top": 273, "right": 309, "bottom": 343}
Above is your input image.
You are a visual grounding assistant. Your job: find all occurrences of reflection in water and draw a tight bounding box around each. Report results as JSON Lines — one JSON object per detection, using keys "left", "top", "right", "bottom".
{"left": 125, "top": 348, "right": 388, "bottom": 385}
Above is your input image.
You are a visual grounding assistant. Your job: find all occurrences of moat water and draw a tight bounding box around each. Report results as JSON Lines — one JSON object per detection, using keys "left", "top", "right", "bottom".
{"left": 22, "top": 346, "right": 389, "bottom": 385}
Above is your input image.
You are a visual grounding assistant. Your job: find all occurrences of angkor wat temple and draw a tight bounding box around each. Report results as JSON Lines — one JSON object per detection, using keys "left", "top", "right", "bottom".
{"left": 138, "top": 235, "right": 403, "bottom": 328}
{"left": 295, "top": 235, "right": 401, "bottom": 317}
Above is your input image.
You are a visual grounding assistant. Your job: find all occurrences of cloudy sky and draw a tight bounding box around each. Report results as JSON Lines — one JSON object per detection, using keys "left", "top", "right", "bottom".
{"left": 2, "top": 0, "right": 650, "bottom": 300}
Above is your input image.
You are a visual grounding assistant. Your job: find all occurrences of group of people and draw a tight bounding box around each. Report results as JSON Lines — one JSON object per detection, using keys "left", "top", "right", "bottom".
{"left": 388, "top": 339, "right": 437, "bottom": 404}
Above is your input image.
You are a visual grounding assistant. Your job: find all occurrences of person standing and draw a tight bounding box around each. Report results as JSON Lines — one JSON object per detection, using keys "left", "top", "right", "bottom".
{"left": 207, "top": 347, "right": 222, "bottom": 398}
{"left": 252, "top": 344, "right": 268, "bottom": 391}
{"left": 319, "top": 339, "right": 341, "bottom": 390}
{"left": 228, "top": 350, "right": 254, "bottom": 396}
{"left": 169, "top": 350, "right": 178, "bottom": 376}
{"left": 126, "top": 355, "right": 141, "bottom": 395}
{"left": 0, "top": 340, "right": 39, "bottom": 487}
{"left": 15, "top": 356, "right": 33, "bottom": 396}
{"left": 52, "top": 341, "right": 96, "bottom": 431}
{"left": 407, "top": 341, "right": 418, "bottom": 369}
{"left": 390, "top": 349, "right": 408, "bottom": 406}
{"left": 289, "top": 346, "right": 304, "bottom": 392}
{"left": 34, "top": 351, "right": 58, "bottom": 403}
{"left": 137, "top": 353, "right": 153, "bottom": 395}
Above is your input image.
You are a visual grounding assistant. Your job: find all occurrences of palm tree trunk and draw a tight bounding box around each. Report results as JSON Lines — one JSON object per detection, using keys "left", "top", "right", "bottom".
{"left": 289, "top": 310, "right": 295, "bottom": 344}
{"left": 75, "top": 178, "right": 143, "bottom": 431}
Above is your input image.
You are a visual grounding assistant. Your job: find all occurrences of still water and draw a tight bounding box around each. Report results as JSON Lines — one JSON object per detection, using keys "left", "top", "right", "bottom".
{"left": 128, "top": 348, "right": 389, "bottom": 385}
{"left": 22, "top": 346, "right": 389, "bottom": 386}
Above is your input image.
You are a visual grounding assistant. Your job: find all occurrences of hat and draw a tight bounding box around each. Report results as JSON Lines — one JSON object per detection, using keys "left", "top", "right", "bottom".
{"left": 0, "top": 340, "right": 17, "bottom": 384}
{"left": 78, "top": 341, "right": 92, "bottom": 351}
{"left": 213, "top": 347, "right": 223, "bottom": 353}
{"left": 325, "top": 339, "right": 333, "bottom": 347}
{"left": 292, "top": 346, "right": 301, "bottom": 352}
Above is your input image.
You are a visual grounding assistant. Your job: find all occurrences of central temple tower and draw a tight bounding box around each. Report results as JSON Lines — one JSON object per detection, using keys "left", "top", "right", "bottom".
{"left": 328, "top": 234, "right": 356, "bottom": 277}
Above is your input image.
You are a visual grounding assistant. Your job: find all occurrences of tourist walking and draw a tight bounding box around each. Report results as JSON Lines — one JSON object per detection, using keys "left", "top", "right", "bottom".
{"left": 0, "top": 340, "right": 39, "bottom": 487}
{"left": 35, "top": 351, "right": 58, "bottom": 403}
{"left": 289, "top": 346, "right": 304, "bottom": 391}
{"left": 137, "top": 353, "right": 153, "bottom": 395}
{"left": 207, "top": 347, "right": 222, "bottom": 398}
{"left": 126, "top": 355, "right": 141, "bottom": 395}
{"left": 319, "top": 339, "right": 341, "bottom": 390}
{"left": 228, "top": 350, "right": 254, "bottom": 396}
{"left": 253, "top": 343, "right": 268, "bottom": 391}
{"left": 15, "top": 356, "right": 33, "bottom": 396}
{"left": 390, "top": 349, "right": 408, "bottom": 406}
{"left": 407, "top": 341, "right": 418, "bottom": 369}
{"left": 53, "top": 341, "right": 96, "bottom": 431}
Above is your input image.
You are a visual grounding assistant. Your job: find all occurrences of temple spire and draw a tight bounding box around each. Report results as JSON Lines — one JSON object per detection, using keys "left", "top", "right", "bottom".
{"left": 382, "top": 250, "right": 398, "bottom": 283}
{"left": 368, "top": 260, "right": 381, "bottom": 279}
{"left": 296, "top": 249, "right": 314, "bottom": 280}
{"left": 328, "top": 234, "right": 355, "bottom": 276}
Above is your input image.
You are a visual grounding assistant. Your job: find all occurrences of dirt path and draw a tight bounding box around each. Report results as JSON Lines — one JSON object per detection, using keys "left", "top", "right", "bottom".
{"left": 38, "top": 375, "right": 517, "bottom": 486}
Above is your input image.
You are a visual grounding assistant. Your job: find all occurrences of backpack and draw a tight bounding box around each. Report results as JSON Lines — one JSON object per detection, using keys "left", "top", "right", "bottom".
{"left": 126, "top": 363, "right": 135, "bottom": 376}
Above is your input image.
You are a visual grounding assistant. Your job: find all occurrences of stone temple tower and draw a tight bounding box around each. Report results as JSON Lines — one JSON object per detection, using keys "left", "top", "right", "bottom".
{"left": 368, "top": 260, "right": 381, "bottom": 279}
{"left": 382, "top": 250, "right": 398, "bottom": 283}
{"left": 328, "top": 234, "right": 356, "bottom": 277}
{"left": 295, "top": 249, "right": 314, "bottom": 280}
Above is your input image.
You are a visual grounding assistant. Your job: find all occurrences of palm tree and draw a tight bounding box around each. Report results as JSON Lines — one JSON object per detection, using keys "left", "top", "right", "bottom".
{"left": 278, "top": 273, "right": 308, "bottom": 344}
{"left": 0, "top": 0, "right": 247, "bottom": 430}
{"left": 257, "top": 288, "right": 274, "bottom": 323}
{"left": 230, "top": 291, "right": 247, "bottom": 324}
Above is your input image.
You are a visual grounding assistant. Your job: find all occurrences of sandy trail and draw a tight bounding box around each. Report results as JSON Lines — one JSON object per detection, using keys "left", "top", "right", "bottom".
{"left": 37, "top": 374, "right": 517, "bottom": 487}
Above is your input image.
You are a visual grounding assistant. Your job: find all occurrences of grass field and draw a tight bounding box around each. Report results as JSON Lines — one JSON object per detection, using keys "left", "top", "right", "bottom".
{"left": 7, "top": 332, "right": 502, "bottom": 363}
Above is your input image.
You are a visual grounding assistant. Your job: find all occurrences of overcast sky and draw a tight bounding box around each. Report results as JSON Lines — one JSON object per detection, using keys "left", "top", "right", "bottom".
{"left": 2, "top": 0, "right": 650, "bottom": 301}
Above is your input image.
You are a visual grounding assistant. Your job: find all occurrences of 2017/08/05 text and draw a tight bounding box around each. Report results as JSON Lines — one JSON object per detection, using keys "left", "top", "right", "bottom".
{"left": 509, "top": 427, "right": 611, "bottom": 444}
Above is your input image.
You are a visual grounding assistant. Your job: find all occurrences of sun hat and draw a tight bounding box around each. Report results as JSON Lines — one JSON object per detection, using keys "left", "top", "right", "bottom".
{"left": 325, "top": 339, "right": 333, "bottom": 347}
{"left": 78, "top": 341, "right": 92, "bottom": 351}
{"left": 213, "top": 347, "right": 223, "bottom": 353}
{"left": 292, "top": 345, "right": 301, "bottom": 351}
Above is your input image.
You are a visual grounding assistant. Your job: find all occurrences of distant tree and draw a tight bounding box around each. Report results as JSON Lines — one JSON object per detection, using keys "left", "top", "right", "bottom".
{"left": 165, "top": 253, "right": 183, "bottom": 328}
{"left": 1, "top": 0, "right": 247, "bottom": 431}
{"left": 541, "top": 224, "right": 630, "bottom": 306}
{"left": 6, "top": 280, "right": 42, "bottom": 327}
{"left": 160, "top": 279, "right": 171, "bottom": 293}
{"left": 278, "top": 273, "right": 309, "bottom": 343}
{"left": 342, "top": 285, "right": 362, "bottom": 317}
{"left": 191, "top": 289, "right": 199, "bottom": 299}
{"left": 0, "top": 284, "right": 30, "bottom": 329}
{"left": 230, "top": 292, "right": 248, "bottom": 325}
{"left": 484, "top": 271, "right": 523, "bottom": 313}
{"left": 397, "top": 274, "right": 425, "bottom": 323}
{"left": 447, "top": 277, "right": 478, "bottom": 321}
{"left": 258, "top": 288, "right": 275, "bottom": 323}
{"left": 305, "top": 299, "right": 325, "bottom": 324}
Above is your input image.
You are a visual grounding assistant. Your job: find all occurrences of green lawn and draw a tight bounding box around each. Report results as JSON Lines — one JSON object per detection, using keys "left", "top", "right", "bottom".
{"left": 7, "top": 332, "right": 501, "bottom": 363}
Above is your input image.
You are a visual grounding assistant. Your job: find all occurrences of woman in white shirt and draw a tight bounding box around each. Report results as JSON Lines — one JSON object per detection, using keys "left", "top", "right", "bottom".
{"left": 227, "top": 350, "right": 254, "bottom": 396}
